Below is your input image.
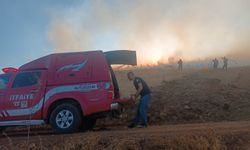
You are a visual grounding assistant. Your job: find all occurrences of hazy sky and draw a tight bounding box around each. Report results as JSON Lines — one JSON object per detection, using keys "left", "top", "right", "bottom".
{"left": 0, "top": 0, "right": 250, "bottom": 70}
{"left": 0, "top": 0, "right": 83, "bottom": 70}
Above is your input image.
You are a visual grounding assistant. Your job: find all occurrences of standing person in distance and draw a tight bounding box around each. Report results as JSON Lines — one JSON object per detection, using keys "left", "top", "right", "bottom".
{"left": 178, "top": 59, "right": 183, "bottom": 71}
{"left": 222, "top": 56, "right": 228, "bottom": 71}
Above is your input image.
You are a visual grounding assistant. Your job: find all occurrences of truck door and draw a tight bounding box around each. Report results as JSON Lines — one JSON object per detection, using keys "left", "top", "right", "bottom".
{"left": 104, "top": 50, "right": 137, "bottom": 99}
{"left": 5, "top": 70, "right": 47, "bottom": 121}
{"left": 0, "top": 74, "right": 12, "bottom": 121}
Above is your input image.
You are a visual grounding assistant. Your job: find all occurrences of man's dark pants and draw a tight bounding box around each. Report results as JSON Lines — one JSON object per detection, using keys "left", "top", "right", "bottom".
{"left": 133, "top": 94, "right": 152, "bottom": 125}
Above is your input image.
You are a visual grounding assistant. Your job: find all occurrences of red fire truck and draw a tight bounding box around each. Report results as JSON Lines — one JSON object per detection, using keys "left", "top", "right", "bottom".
{"left": 0, "top": 50, "right": 136, "bottom": 133}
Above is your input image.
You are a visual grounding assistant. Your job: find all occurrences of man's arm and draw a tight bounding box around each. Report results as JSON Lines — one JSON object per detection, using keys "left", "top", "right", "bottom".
{"left": 134, "top": 83, "right": 143, "bottom": 99}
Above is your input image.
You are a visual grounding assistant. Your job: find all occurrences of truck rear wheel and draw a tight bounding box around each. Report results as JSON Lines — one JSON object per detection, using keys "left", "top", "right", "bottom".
{"left": 0, "top": 127, "right": 6, "bottom": 132}
{"left": 81, "top": 117, "right": 96, "bottom": 130}
{"left": 49, "top": 103, "right": 82, "bottom": 133}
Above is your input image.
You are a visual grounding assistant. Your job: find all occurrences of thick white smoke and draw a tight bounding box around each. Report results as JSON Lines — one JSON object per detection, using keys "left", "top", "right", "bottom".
{"left": 48, "top": 0, "right": 250, "bottom": 65}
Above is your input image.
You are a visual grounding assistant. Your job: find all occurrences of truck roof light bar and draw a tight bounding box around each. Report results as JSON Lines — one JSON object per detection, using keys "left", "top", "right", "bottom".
{"left": 2, "top": 67, "right": 19, "bottom": 73}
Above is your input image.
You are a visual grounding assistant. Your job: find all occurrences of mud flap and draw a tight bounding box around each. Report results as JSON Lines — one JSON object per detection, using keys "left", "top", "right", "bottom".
{"left": 105, "top": 50, "right": 137, "bottom": 65}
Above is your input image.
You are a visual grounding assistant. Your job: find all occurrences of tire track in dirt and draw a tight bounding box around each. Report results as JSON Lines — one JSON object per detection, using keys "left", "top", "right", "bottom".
{"left": 0, "top": 121, "right": 250, "bottom": 147}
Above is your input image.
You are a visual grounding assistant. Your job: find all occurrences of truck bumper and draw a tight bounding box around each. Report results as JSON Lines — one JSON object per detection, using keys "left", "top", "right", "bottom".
{"left": 111, "top": 98, "right": 132, "bottom": 109}
{"left": 110, "top": 102, "right": 123, "bottom": 118}
{"left": 110, "top": 102, "right": 122, "bottom": 110}
{"left": 110, "top": 98, "right": 131, "bottom": 118}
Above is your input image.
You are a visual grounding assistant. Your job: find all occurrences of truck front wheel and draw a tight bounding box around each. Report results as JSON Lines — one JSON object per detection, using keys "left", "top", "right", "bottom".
{"left": 49, "top": 103, "right": 82, "bottom": 133}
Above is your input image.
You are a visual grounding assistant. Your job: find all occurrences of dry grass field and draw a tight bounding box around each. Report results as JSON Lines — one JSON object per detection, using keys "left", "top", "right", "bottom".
{"left": 1, "top": 65, "right": 250, "bottom": 150}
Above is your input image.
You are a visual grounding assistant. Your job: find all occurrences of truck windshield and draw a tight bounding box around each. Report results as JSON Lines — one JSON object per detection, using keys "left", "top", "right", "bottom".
{"left": 0, "top": 74, "right": 11, "bottom": 89}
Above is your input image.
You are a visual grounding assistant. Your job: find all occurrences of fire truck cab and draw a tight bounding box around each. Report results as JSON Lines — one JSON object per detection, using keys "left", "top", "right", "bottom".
{"left": 0, "top": 50, "right": 136, "bottom": 133}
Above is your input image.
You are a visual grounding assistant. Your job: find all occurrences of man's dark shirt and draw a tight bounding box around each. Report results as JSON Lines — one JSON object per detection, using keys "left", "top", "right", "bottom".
{"left": 133, "top": 77, "right": 151, "bottom": 97}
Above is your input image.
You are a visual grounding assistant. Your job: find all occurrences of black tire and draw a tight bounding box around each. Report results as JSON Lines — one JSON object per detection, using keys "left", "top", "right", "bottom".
{"left": 49, "top": 103, "right": 82, "bottom": 134}
{"left": 0, "top": 127, "right": 6, "bottom": 132}
{"left": 81, "top": 117, "right": 96, "bottom": 131}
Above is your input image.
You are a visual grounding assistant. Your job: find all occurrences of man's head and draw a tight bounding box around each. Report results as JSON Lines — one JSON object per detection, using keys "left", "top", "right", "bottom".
{"left": 127, "top": 71, "right": 135, "bottom": 81}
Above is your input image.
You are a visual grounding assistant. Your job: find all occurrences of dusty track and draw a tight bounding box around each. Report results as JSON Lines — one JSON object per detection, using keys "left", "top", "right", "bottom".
{"left": 1, "top": 121, "right": 250, "bottom": 149}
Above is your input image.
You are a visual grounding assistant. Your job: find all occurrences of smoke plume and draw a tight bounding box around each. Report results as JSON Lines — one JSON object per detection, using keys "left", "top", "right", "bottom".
{"left": 48, "top": 0, "right": 250, "bottom": 65}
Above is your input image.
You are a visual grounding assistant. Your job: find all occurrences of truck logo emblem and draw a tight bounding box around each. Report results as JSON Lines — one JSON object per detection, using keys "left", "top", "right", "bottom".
{"left": 57, "top": 60, "right": 88, "bottom": 72}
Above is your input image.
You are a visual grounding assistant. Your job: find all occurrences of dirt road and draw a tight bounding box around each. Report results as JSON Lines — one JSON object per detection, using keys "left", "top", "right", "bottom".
{"left": 1, "top": 121, "right": 250, "bottom": 150}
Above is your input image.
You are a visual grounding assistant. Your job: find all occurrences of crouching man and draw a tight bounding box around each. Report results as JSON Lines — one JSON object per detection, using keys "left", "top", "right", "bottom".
{"left": 127, "top": 71, "right": 152, "bottom": 128}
